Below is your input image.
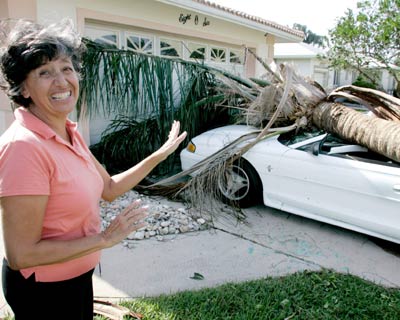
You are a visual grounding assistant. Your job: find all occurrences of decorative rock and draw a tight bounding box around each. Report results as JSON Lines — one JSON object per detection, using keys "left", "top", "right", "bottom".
{"left": 127, "top": 231, "right": 136, "bottom": 240}
{"left": 99, "top": 190, "right": 210, "bottom": 245}
{"left": 168, "top": 226, "right": 176, "bottom": 234}
{"left": 133, "top": 231, "right": 145, "bottom": 240}
{"left": 160, "top": 227, "right": 169, "bottom": 235}
{"left": 179, "top": 225, "right": 189, "bottom": 233}
{"left": 160, "top": 221, "right": 171, "bottom": 227}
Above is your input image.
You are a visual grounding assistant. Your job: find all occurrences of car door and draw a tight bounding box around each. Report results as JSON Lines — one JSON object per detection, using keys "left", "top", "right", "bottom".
{"left": 272, "top": 139, "right": 400, "bottom": 241}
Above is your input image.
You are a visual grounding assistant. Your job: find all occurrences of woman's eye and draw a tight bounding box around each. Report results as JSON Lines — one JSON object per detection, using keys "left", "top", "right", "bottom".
{"left": 39, "top": 70, "right": 50, "bottom": 77}
{"left": 63, "top": 66, "right": 74, "bottom": 73}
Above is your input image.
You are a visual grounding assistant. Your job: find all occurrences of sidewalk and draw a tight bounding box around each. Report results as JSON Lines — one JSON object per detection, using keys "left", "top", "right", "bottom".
{"left": 1, "top": 204, "right": 400, "bottom": 318}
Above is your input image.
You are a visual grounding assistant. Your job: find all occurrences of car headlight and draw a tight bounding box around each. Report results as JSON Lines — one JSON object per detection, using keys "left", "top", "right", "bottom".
{"left": 186, "top": 141, "right": 196, "bottom": 153}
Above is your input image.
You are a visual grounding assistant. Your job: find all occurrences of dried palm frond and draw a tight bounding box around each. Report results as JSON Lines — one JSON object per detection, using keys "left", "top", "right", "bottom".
{"left": 93, "top": 299, "right": 142, "bottom": 320}
{"left": 141, "top": 66, "right": 310, "bottom": 217}
{"left": 138, "top": 50, "right": 331, "bottom": 219}
{"left": 328, "top": 85, "right": 400, "bottom": 121}
{"left": 243, "top": 50, "right": 326, "bottom": 128}
{"left": 82, "top": 41, "right": 326, "bottom": 216}
{"left": 82, "top": 38, "right": 400, "bottom": 220}
{"left": 81, "top": 39, "right": 241, "bottom": 174}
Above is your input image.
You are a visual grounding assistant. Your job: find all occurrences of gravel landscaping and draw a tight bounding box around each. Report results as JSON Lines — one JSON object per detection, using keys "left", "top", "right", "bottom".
{"left": 99, "top": 190, "right": 210, "bottom": 248}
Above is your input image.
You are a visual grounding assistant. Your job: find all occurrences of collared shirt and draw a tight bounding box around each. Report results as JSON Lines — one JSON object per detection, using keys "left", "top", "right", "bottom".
{"left": 0, "top": 108, "right": 103, "bottom": 282}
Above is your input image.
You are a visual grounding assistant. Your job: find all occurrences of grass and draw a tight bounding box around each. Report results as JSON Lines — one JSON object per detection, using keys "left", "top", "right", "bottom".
{"left": 92, "top": 269, "right": 400, "bottom": 320}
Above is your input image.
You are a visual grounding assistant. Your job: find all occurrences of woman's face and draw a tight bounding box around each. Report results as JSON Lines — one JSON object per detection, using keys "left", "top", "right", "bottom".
{"left": 22, "top": 56, "right": 79, "bottom": 118}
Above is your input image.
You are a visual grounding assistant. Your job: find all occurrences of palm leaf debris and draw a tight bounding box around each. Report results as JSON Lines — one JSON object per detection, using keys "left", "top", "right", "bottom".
{"left": 80, "top": 40, "right": 400, "bottom": 216}
{"left": 140, "top": 52, "right": 400, "bottom": 214}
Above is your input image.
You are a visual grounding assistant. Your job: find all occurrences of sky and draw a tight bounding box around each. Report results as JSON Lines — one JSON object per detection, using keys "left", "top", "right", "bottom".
{"left": 211, "top": 0, "right": 359, "bottom": 36}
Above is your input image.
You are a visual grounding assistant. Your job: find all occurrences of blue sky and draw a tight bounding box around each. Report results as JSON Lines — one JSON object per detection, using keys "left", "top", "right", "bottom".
{"left": 211, "top": 0, "right": 359, "bottom": 36}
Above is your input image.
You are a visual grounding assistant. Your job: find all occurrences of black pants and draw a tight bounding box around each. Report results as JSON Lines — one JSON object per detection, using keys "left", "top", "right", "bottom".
{"left": 2, "top": 259, "right": 94, "bottom": 320}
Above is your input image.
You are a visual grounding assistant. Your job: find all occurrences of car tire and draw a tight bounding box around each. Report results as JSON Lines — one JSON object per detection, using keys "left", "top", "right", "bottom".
{"left": 217, "top": 158, "right": 263, "bottom": 208}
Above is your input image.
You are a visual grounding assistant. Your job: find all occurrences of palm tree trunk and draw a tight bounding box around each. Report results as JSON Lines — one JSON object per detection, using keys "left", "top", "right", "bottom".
{"left": 313, "top": 102, "right": 400, "bottom": 163}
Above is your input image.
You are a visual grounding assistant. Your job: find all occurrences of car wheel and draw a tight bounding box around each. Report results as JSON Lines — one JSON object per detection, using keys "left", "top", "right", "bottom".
{"left": 217, "top": 158, "right": 263, "bottom": 208}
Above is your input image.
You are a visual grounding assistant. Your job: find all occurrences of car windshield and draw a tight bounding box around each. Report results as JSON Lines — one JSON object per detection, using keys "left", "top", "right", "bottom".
{"left": 278, "top": 127, "right": 400, "bottom": 168}
{"left": 278, "top": 128, "right": 325, "bottom": 146}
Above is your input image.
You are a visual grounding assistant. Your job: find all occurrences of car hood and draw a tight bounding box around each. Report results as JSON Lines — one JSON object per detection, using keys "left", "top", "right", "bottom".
{"left": 192, "top": 125, "right": 259, "bottom": 144}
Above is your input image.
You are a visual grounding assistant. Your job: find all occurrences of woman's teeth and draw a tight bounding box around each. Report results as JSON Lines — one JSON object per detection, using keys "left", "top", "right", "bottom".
{"left": 52, "top": 92, "right": 71, "bottom": 100}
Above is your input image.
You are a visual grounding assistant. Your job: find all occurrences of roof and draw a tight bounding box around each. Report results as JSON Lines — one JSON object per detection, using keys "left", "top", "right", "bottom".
{"left": 156, "top": 0, "right": 304, "bottom": 42}
{"left": 192, "top": 0, "right": 304, "bottom": 39}
{"left": 274, "top": 42, "right": 326, "bottom": 59}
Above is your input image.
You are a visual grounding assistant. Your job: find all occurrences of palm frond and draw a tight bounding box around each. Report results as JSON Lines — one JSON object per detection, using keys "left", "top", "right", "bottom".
{"left": 139, "top": 57, "right": 328, "bottom": 217}
{"left": 81, "top": 39, "right": 246, "bottom": 174}
{"left": 80, "top": 40, "right": 331, "bottom": 219}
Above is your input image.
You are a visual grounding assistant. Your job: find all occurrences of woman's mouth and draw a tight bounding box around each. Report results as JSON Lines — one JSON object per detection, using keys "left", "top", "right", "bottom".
{"left": 51, "top": 91, "right": 71, "bottom": 100}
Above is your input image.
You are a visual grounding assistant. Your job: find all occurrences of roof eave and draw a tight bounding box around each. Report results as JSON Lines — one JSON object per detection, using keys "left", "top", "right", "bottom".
{"left": 275, "top": 55, "right": 318, "bottom": 59}
{"left": 156, "top": 0, "right": 304, "bottom": 43}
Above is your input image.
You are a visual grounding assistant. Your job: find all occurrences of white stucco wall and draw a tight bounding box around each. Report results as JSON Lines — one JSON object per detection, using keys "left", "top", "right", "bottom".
{"left": 36, "top": 0, "right": 268, "bottom": 48}
{"left": 0, "top": 0, "right": 299, "bottom": 138}
{"left": 36, "top": 0, "right": 77, "bottom": 25}
{"left": 33, "top": 0, "right": 280, "bottom": 143}
{"left": 275, "top": 58, "right": 313, "bottom": 77}
{"left": 381, "top": 70, "right": 396, "bottom": 93}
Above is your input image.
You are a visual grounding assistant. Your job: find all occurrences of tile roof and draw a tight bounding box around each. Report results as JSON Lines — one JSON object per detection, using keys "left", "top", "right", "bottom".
{"left": 191, "top": 0, "right": 304, "bottom": 39}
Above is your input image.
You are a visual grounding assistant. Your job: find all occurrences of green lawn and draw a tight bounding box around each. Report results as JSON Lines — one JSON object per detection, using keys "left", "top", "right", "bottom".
{"left": 94, "top": 269, "right": 400, "bottom": 320}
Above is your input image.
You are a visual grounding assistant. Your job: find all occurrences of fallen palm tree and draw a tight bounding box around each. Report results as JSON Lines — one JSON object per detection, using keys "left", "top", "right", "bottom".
{"left": 138, "top": 62, "right": 326, "bottom": 210}
{"left": 313, "top": 101, "right": 400, "bottom": 163}
{"left": 140, "top": 52, "right": 400, "bottom": 212}
{"left": 327, "top": 85, "right": 400, "bottom": 122}
{"left": 81, "top": 41, "right": 400, "bottom": 212}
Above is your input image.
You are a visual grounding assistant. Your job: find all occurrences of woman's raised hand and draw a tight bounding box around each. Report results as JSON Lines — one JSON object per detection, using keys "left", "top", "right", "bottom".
{"left": 157, "top": 120, "right": 187, "bottom": 160}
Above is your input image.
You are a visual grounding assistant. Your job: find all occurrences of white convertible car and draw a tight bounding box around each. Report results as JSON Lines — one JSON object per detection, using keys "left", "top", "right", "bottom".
{"left": 180, "top": 125, "right": 400, "bottom": 244}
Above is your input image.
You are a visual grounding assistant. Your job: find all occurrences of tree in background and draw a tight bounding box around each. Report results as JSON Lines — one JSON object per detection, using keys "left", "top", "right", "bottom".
{"left": 292, "top": 23, "right": 328, "bottom": 48}
{"left": 326, "top": 0, "right": 400, "bottom": 96}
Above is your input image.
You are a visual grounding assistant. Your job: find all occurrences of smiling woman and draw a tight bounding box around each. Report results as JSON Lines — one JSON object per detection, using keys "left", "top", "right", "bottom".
{"left": 22, "top": 57, "right": 80, "bottom": 141}
{"left": 0, "top": 19, "right": 186, "bottom": 320}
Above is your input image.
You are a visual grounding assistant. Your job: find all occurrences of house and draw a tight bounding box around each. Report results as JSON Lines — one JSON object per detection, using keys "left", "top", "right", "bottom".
{"left": 332, "top": 60, "right": 398, "bottom": 95}
{"left": 274, "top": 42, "right": 398, "bottom": 95}
{"left": 0, "top": 0, "right": 304, "bottom": 143}
{"left": 274, "top": 42, "right": 333, "bottom": 90}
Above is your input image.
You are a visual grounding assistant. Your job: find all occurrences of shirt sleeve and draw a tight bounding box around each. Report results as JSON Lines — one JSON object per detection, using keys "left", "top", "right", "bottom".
{"left": 0, "top": 140, "right": 51, "bottom": 197}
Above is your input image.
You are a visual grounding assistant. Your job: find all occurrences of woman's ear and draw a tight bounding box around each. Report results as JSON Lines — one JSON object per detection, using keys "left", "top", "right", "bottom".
{"left": 21, "top": 85, "right": 30, "bottom": 99}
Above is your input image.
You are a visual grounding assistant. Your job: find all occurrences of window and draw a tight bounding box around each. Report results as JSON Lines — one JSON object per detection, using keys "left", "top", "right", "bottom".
{"left": 160, "top": 38, "right": 182, "bottom": 57}
{"left": 85, "top": 23, "right": 245, "bottom": 75}
{"left": 84, "top": 26, "right": 118, "bottom": 49}
{"left": 187, "top": 42, "right": 206, "bottom": 60}
{"left": 210, "top": 47, "right": 226, "bottom": 63}
{"left": 230, "top": 49, "right": 243, "bottom": 64}
{"left": 125, "top": 33, "right": 153, "bottom": 54}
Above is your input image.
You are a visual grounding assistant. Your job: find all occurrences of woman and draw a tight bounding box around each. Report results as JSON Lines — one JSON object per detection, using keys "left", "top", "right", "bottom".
{"left": 0, "top": 19, "right": 186, "bottom": 319}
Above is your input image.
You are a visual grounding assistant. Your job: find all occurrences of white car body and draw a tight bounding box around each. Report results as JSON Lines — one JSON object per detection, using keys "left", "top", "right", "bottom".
{"left": 180, "top": 125, "right": 400, "bottom": 244}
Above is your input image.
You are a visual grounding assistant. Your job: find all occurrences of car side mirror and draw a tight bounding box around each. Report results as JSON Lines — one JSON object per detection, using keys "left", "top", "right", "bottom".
{"left": 312, "top": 141, "right": 321, "bottom": 156}
{"left": 312, "top": 134, "right": 329, "bottom": 156}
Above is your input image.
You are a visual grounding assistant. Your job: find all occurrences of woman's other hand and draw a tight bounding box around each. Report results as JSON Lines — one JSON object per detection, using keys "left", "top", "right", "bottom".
{"left": 101, "top": 200, "right": 148, "bottom": 248}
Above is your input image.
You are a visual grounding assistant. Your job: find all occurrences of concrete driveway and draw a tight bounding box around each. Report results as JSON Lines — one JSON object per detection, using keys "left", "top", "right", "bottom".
{"left": 1, "top": 204, "right": 399, "bottom": 317}
{"left": 92, "top": 204, "right": 400, "bottom": 301}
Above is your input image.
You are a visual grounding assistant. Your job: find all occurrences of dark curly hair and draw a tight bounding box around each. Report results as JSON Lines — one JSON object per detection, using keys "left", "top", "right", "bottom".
{"left": 0, "top": 19, "right": 85, "bottom": 107}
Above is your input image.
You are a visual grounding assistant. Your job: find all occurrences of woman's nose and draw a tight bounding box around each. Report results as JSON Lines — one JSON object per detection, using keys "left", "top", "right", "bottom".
{"left": 53, "top": 72, "right": 68, "bottom": 85}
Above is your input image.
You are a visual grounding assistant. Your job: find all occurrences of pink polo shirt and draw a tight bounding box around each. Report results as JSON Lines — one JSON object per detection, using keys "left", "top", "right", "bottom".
{"left": 0, "top": 108, "right": 103, "bottom": 282}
